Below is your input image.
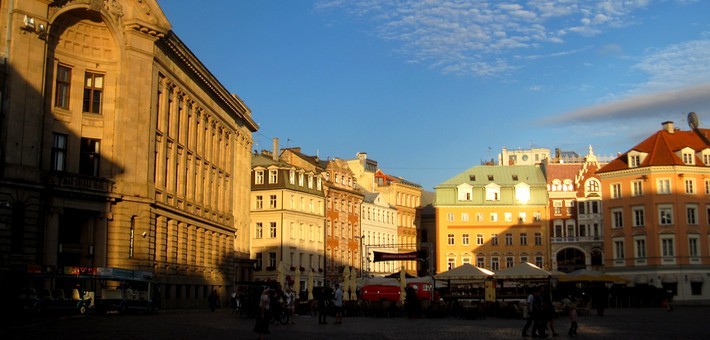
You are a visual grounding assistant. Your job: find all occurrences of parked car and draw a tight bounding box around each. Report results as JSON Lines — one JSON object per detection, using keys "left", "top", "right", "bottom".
{"left": 36, "top": 287, "right": 92, "bottom": 315}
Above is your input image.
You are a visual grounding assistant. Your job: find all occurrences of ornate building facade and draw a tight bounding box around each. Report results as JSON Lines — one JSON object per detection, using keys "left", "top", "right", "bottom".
{"left": 0, "top": 0, "right": 257, "bottom": 308}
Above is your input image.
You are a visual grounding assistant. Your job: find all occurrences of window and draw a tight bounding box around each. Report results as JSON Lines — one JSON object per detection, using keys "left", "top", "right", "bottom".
{"left": 447, "top": 234, "right": 454, "bottom": 246}
{"left": 79, "top": 138, "right": 100, "bottom": 176}
{"left": 268, "top": 252, "right": 276, "bottom": 268}
{"left": 534, "top": 212, "right": 542, "bottom": 221}
{"left": 447, "top": 213, "right": 454, "bottom": 222}
{"left": 657, "top": 178, "right": 671, "bottom": 194}
{"left": 462, "top": 234, "right": 470, "bottom": 246}
{"left": 534, "top": 233, "right": 542, "bottom": 245}
{"left": 586, "top": 180, "right": 600, "bottom": 192}
{"left": 461, "top": 213, "right": 469, "bottom": 222}
{"left": 682, "top": 151, "right": 694, "bottom": 165}
{"left": 255, "top": 170, "right": 264, "bottom": 184}
{"left": 689, "top": 236, "right": 700, "bottom": 258}
{"left": 687, "top": 205, "right": 698, "bottom": 225}
{"left": 269, "top": 195, "right": 277, "bottom": 209}
{"left": 659, "top": 206, "right": 673, "bottom": 225}
{"left": 613, "top": 239, "right": 625, "bottom": 260}
{"left": 289, "top": 170, "right": 295, "bottom": 184}
{"left": 51, "top": 133, "right": 67, "bottom": 171}
{"left": 476, "top": 256, "right": 485, "bottom": 268}
{"left": 255, "top": 253, "right": 263, "bottom": 270}
{"left": 705, "top": 179, "right": 710, "bottom": 195}
{"left": 255, "top": 222, "right": 263, "bottom": 239}
{"left": 476, "top": 234, "right": 484, "bottom": 245}
{"left": 629, "top": 155, "right": 640, "bottom": 167}
{"left": 632, "top": 206, "right": 645, "bottom": 227}
{"left": 268, "top": 169, "right": 278, "bottom": 183}
{"left": 485, "top": 184, "right": 500, "bottom": 201}
{"left": 519, "top": 212, "right": 527, "bottom": 222}
{"left": 447, "top": 257, "right": 455, "bottom": 270}
{"left": 661, "top": 236, "right": 675, "bottom": 257}
{"left": 491, "top": 234, "right": 499, "bottom": 246}
{"left": 505, "top": 233, "right": 513, "bottom": 246}
{"left": 611, "top": 183, "right": 622, "bottom": 198}
{"left": 255, "top": 196, "right": 263, "bottom": 210}
{"left": 476, "top": 213, "right": 484, "bottom": 222}
{"left": 535, "top": 256, "right": 543, "bottom": 268}
{"left": 506, "top": 257, "right": 514, "bottom": 268}
{"left": 307, "top": 175, "right": 313, "bottom": 189}
{"left": 491, "top": 257, "right": 500, "bottom": 271}
{"left": 490, "top": 213, "right": 498, "bottom": 222}
{"left": 634, "top": 238, "right": 646, "bottom": 259}
{"left": 269, "top": 222, "right": 277, "bottom": 238}
{"left": 520, "top": 233, "right": 528, "bottom": 245}
{"left": 83, "top": 72, "right": 103, "bottom": 113}
{"left": 685, "top": 179, "right": 695, "bottom": 194}
{"left": 504, "top": 212, "right": 512, "bottom": 222}
{"left": 632, "top": 180, "right": 643, "bottom": 196}
{"left": 55, "top": 65, "right": 71, "bottom": 109}
{"left": 611, "top": 209, "right": 623, "bottom": 228}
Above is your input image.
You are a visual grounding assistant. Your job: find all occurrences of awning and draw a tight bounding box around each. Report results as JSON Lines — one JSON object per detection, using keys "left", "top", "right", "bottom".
{"left": 661, "top": 274, "right": 677, "bottom": 283}
{"left": 688, "top": 274, "right": 705, "bottom": 283}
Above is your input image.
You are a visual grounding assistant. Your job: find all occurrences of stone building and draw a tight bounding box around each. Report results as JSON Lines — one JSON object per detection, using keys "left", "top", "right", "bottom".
{"left": 0, "top": 0, "right": 257, "bottom": 308}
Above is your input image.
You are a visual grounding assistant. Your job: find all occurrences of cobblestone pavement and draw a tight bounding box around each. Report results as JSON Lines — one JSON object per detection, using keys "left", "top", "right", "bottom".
{"left": 2, "top": 306, "right": 709, "bottom": 340}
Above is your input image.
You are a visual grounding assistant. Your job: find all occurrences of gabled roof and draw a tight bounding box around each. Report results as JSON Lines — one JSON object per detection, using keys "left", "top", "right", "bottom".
{"left": 545, "top": 163, "right": 581, "bottom": 184}
{"left": 599, "top": 127, "right": 710, "bottom": 173}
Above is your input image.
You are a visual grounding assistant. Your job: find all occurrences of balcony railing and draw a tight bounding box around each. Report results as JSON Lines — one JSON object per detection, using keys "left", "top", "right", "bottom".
{"left": 46, "top": 172, "right": 114, "bottom": 193}
{"left": 551, "top": 236, "right": 602, "bottom": 243}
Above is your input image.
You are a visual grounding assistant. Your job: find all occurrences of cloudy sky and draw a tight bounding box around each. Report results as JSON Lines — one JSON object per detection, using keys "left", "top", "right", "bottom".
{"left": 159, "top": 0, "right": 710, "bottom": 191}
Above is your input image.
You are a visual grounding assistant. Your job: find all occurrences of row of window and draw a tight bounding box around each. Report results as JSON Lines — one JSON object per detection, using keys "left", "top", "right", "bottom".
{"left": 55, "top": 65, "right": 104, "bottom": 114}
{"left": 254, "top": 194, "right": 323, "bottom": 214}
{"left": 446, "top": 232, "right": 543, "bottom": 246}
{"left": 326, "top": 219, "right": 358, "bottom": 239}
{"left": 51, "top": 133, "right": 101, "bottom": 176}
{"left": 446, "top": 211, "right": 542, "bottom": 223}
{"left": 612, "top": 235, "right": 703, "bottom": 262}
{"left": 254, "top": 169, "right": 324, "bottom": 191}
{"left": 456, "top": 184, "right": 531, "bottom": 202}
{"left": 610, "top": 178, "right": 710, "bottom": 198}
{"left": 446, "top": 256, "right": 544, "bottom": 271}
{"left": 610, "top": 204, "right": 710, "bottom": 228}
{"left": 254, "top": 251, "right": 322, "bottom": 271}
{"left": 253, "top": 222, "right": 322, "bottom": 242}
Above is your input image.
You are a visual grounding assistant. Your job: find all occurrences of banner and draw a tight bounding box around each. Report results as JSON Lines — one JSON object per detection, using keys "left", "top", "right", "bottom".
{"left": 373, "top": 250, "right": 427, "bottom": 262}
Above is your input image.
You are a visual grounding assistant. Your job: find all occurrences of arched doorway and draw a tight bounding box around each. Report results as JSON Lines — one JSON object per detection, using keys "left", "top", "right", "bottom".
{"left": 556, "top": 248, "right": 586, "bottom": 273}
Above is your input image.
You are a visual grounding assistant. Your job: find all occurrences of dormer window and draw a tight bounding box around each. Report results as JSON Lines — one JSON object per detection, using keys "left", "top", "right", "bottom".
{"left": 512, "top": 175, "right": 519, "bottom": 181}
{"left": 679, "top": 147, "right": 695, "bottom": 165}
{"left": 469, "top": 175, "right": 476, "bottom": 181}
{"left": 485, "top": 183, "right": 500, "bottom": 201}
{"left": 629, "top": 155, "right": 640, "bottom": 167}
{"left": 701, "top": 149, "right": 710, "bottom": 166}
{"left": 488, "top": 175, "right": 494, "bottom": 181}
{"left": 457, "top": 183, "right": 473, "bottom": 201}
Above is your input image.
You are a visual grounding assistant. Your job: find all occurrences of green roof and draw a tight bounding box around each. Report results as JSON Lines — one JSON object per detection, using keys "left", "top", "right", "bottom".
{"left": 436, "top": 165, "right": 546, "bottom": 188}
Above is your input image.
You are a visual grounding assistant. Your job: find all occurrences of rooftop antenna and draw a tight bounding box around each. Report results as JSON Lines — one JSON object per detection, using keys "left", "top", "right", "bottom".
{"left": 687, "top": 112, "right": 710, "bottom": 146}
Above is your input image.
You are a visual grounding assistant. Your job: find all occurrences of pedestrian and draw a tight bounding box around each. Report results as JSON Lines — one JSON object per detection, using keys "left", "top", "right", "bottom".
{"left": 333, "top": 283, "right": 343, "bottom": 324}
{"left": 254, "top": 288, "right": 272, "bottom": 340}
{"left": 286, "top": 286, "right": 297, "bottom": 324}
{"left": 532, "top": 286, "right": 548, "bottom": 338}
{"left": 541, "top": 286, "right": 558, "bottom": 337}
{"left": 208, "top": 289, "right": 220, "bottom": 312}
{"left": 566, "top": 302, "right": 578, "bottom": 337}
{"left": 317, "top": 287, "right": 328, "bottom": 325}
{"left": 522, "top": 288, "right": 535, "bottom": 337}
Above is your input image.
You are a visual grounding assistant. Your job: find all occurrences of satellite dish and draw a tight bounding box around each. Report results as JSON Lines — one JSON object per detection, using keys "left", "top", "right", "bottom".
{"left": 688, "top": 111, "right": 699, "bottom": 130}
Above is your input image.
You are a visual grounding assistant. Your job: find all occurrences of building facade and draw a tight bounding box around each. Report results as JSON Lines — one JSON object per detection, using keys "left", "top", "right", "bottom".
{"left": 251, "top": 145, "right": 326, "bottom": 287}
{"left": 598, "top": 121, "right": 710, "bottom": 303}
{"left": 0, "top": 0, "right": 258, "bottom": 308}
{"left": 360, "top": 192, "right": 399, "bottom": 277}
{"left": 543, "top": 146, "right": 605, "bottom": 273}
{"left": 434, "top": 165, "right": 550, "bottom": 273}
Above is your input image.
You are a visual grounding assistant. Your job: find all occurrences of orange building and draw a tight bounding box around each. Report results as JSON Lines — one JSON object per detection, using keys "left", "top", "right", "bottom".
{"left": 598, "top": 120, "right": 710, "bottom": 303}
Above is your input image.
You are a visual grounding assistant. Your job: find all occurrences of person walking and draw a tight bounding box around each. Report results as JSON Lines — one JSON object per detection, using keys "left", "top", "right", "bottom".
{"left": 254, "top": 288, "right": 272, "bottom": 340}
{"left": 541, "top": 286, "right": 558, "bottom": 337}
{"left": 317, "top": 287, "right": 328, "bottom": 325}
{"left": 208, "top": 289, "right": 220, "bottom": 312}
{"left": 286, "top": 287, "right": 297, "bottom": 324}
{"left": 333, "top": 284, "right": 344, "bottom": 324}
{"left": 567, "top": 301, "right": 578, "bottom": 337}
{"left": 522, "top": 288, "right": 536, "bottom": 337}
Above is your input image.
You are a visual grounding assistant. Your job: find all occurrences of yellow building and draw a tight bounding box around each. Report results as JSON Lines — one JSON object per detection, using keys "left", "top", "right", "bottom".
{"left": 434, "top": 165, "right": 549, "bottom": 273}
{"left": 0, "top": 0, "right": 257, "bottom": 308}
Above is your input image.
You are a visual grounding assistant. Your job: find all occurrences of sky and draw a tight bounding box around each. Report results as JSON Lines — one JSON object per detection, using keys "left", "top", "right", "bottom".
{"left": 158, "top": 0, "right": 710, "bottom": 191}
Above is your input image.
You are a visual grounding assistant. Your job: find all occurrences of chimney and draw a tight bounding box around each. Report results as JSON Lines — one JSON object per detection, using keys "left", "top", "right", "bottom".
{"left": 662, "top": 121, "right": 674, "bottom": 133}
{"left": 272, "top": 138, "right": 279, "bottom": 161}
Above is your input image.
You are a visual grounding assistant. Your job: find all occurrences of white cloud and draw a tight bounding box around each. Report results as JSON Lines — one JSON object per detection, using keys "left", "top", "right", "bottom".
{"left": 315, "top": 0, "right": 650, "bottom": 77}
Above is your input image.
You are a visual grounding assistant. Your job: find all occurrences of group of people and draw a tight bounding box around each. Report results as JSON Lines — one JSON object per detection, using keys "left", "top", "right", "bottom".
{"left": 522, "top": 286, "right": 571, "bottom": 338}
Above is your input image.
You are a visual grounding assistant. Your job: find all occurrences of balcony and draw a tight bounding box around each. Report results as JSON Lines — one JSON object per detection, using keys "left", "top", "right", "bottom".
{"left": 551, "top": 236, "right": 602, "bottom": 243}
{"left": 46, "top": 172, "right": 114, "bottom": 195}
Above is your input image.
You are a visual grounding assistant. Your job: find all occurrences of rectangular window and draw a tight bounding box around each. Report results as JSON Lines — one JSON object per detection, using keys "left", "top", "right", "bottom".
{"left": 476, "top": 213, "right": 484, "bottom": 222}
{"left": 79, "top": 138, "right": 100, "bottom": 176}
{"left": 269, "top": 195, "right": 277, "bottom": 209}
{"left": 476, "top": 234, "right": 484, "bottom": 245}
{"left": 51, "top": 133, "right": 67, "bottom": 171}
{"left": 657, "top": 178, "right": 671, "bottom": 194}
{"left": 661, "top": 237, "right": 675, "bottom": 257}
{"left": 255, "top": 196, "right": 263, "bottom": 210}
{"left": 255, "top": 253, "right": 263, "bottom": 270}
{"left": 447, "top": 258, "right": 455, "bottom": 270}
{"left": 520, "top": 233, "right": 527, "bottom": 245}
{"left": 490, "top": 213, "right": 498, "bottom": 222}
{"left": 83, "top": 72, "right": 103, "bottom": 114}
{"left": 705, "top": 179, "right": 710, "bottom": 195}
{"left": 268, "top": 252, "right": 276, "bottom": 268}
{"left": 614, "top": 240, "right": 625, "bottom": 259}
{"left": 506, "top": 257, "right": 514, "bottom": 268}
{"left": 629, "top": 155, "right": 640, "bottom": 167}
{"left": 519, "top": 212, "right": 527, "bottom": 222}
{"left": 685, "top": 179, "right": 696, "bottom": 194}
{"left": 269, "top": 222, "right": 277, "bottom": 238}
{"left": 535, "top": 256, "right": 543, "bottom": 268}
{"left": 689, "top": 237, "right": 699, "bottom": 257}
{"left": 255, "top": 170, "right": 264, "bottom": 184}
{"left": 687, "top": 205, "right": 698, "bottom": 225}
{"left": 476, "top": 257, "right": 485, "bottom": 268}
{"left": 611, "top": 183, "right": 622, "bottom": 198}
{"left": 491, "top": 257, "right": 500, "bottom": 271}
{"left": 491, "top": 234, "right": 499, "bottom": 246}
{"left": 447, "top": 213, "right": 454, "bottom": 222}
{"left": 535, "top": 233, "right": 542, "bottom": 245}
{"left": 634, "top": 238, "right": 646, "bottom": 259}
{"left": 504, "top": 212, "right": 512, "bottom": 222}
{"left": 255, "top": 222, "right": 263, "bottom": 239}
{"left": 612, "top": 209, "right": 623, "bottom": 228}
{"left": 505, "top": 233, "right": 513, "bottom": 246}
{"left": 632, "top": 206, "right": 645, "bottom": 227}
{"left": 268, "top": 169, "right": 278, "bottom": 183}
{"left": 462, "top": 233, "right": 470, "bottom": 246}
{"left": 55, "top": 65, "right": 71, "bottom": 109}
{"left": 447, "top": 234, "right": 454, "bottom": 246}
{"left": 659, "top": 206, "right": 673, "bottom": 225}
{"left": 461, "top": 212, "right": 469, "bottom": 222}
{"left": 632, "top": 180, "right": 643, "bottom": 196}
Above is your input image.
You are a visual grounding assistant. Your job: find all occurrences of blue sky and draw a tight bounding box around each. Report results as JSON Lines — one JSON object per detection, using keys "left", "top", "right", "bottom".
{"left": 158, "top": 0, "right": 710, "bottom": 191}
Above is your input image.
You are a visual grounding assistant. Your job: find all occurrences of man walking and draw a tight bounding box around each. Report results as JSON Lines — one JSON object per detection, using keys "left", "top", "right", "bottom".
{"left": 333, "top": 283, "right": 344, "bottom": 324}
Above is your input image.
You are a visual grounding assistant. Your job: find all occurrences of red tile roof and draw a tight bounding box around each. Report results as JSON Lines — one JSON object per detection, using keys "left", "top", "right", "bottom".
{"left": 545, "top": 163, "right": 582, "bottom": 183}
{"left": 599, "top": 127, "right": 710, "bottom": 173}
